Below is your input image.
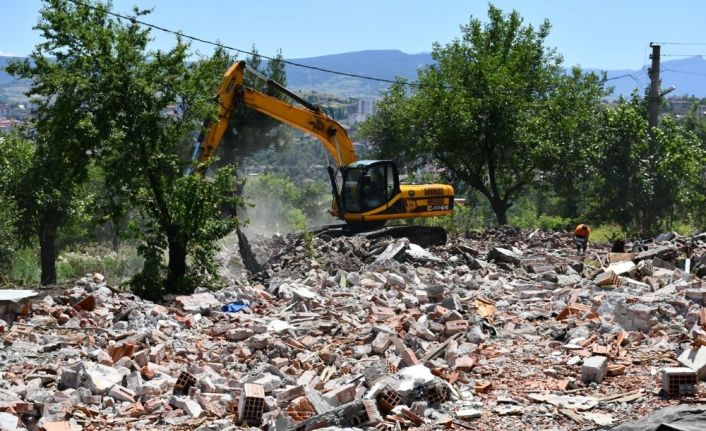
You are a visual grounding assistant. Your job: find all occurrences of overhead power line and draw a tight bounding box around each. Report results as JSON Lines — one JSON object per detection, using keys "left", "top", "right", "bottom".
{"left": 64, "top": 0, "right": 410, "bottom": 86}
{"left": 662, "top": 68, "right": 706, "bottom": 77}
{"left": 63, "top": 0, "right": 636, "bottom": 91}
{"left": 605, "top": 73, "right": 641, "bottom": 82}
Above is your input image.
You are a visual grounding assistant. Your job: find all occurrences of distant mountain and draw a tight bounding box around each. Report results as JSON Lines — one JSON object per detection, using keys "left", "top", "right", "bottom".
{"left": 282, "top": 50, "right": 433, "bottom": 97}
{"left": 0, "top": 56, "right": 20, "bottom": 84}
{"left": 597, "top": 56, "right": 706, "bottom": 100}
{"left": 3, "top": 51, "right": 706, "bottom": 101}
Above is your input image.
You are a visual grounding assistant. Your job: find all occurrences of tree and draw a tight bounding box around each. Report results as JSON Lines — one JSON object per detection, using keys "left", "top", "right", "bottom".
{"left": 589, "top": 96, "right": 706, "bottom": 234}
{"left": 0, "top": 133, "right": 34, "bottom": 276}
{"left": 6, "top": 0, "right": 101, "bottom": 283}
{"left": 11, "top": 0, "right": 243, "bottom": 295}
{"left": 361, "top": 4, "right": 605, "bottom": 224}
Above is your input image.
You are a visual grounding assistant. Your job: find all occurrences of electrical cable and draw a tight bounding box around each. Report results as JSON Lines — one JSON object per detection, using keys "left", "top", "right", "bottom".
{"left": 662, "top": 68, "right": 706, "bottom": 77}
{"left": 64, "top": 0, "right": 416, "bottom": 86}
{"left": 63, "top": 0, "right": 635, "bottom": 91}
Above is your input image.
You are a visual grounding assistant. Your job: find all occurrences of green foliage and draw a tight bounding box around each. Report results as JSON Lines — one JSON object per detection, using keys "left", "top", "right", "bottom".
{"left": 588, "top": 96, "right": 706, "bottom": 235}
{"left": 4, "top": 0, "right": 122, "bottom": 284}
{"left": 361, "top": 4, "right": 606, "bottom": 225}
{"left": 7, "top": 248, "right": 41, "bottom": 285}
{"left": 0, "top": 133, "right": 34, "bottom": 275}
{"left": 588, "top": 224, "right": 627, "bottom": 245}
{"left": 57, "top": 246, "right": 143, "bottom": 283}
{"left": 129, "top": 166, "right": 241, "bottom": 300}
{"left": 5, "top": 0, "right": 247, "bottom": 296}
{"left": 0, "top": 196, "right": 19, "bottom": 274}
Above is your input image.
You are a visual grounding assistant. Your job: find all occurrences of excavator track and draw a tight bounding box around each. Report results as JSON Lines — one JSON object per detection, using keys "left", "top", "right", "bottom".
{"left": 313, "top": 224, "right": 448, "bottom": 248}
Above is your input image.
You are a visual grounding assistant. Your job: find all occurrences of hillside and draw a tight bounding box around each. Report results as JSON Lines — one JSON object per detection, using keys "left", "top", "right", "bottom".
{"left": 4, "top": 51, "right": 706, "bottom": 101}
{"left": 282, "top": 50, "right": 433, "bottom": 97}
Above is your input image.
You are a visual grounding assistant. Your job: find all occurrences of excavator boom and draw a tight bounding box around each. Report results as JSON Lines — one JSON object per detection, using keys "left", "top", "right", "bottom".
{"left": 195, "top": 61, "right": 356, "bottom": 167}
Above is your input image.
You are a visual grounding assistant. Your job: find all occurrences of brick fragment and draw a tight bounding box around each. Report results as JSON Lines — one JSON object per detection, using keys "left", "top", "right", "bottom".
{"left": 238, "top": 383, "right": 265, "bottom": 425}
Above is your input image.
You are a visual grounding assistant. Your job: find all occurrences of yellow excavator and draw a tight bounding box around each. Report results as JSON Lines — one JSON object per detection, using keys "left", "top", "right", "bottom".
{"left": 192, "top": 60, "right": 454, "bottom": 237}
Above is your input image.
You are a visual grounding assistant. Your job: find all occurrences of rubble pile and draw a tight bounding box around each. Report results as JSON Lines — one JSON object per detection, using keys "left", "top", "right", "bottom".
{"left": 2, "top": 228, "right": 706, "bottom": 430}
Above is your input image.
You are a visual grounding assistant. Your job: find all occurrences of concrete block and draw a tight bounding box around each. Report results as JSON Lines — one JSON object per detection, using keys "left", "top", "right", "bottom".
{"left": 662, "top": 367, "right": 698, "bottom": 395}
{"left": 59, "top": 368, "right": 78, "bottom": 389}
{"left": 684, "top": 289, "right": 706, "bottom": 306}
{"left": 274, "top": 385, "right": 306, "bottom": 402}
{"left": 606, "top": 261, "right": 636, "bottom": 276}
{"left": 581, "top": 356, "right": 608, "bottom": 384}
{"left": 401, "top": 348, "right": 421, "bottom": 367}
{"left": 304, "top": 387, "right": 332, "bottom": 415}
{"left": 363, "top": 362, "right": 391, "bottom": 386}
{"left": 324, "top": 383, "right": 356, "bottom": 407}
{"left": 371, "top": 332, "right": 391, "bottom": 354}
{"left": 488, "top": 247, "right": 521, "bottom": 266}
{"left": 0, "top": 412, "right": 18, "bottom": 431}
{"left": 456, "top": 408, "right": 482, "bottom": 419}
{"left": 678, "top": 346, "right": 706, "bottom": 380}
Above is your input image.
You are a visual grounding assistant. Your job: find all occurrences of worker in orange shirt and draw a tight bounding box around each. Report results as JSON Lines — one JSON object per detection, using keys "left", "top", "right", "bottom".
{"left": 574, "top": 224, "right": 591, "bottom": 255}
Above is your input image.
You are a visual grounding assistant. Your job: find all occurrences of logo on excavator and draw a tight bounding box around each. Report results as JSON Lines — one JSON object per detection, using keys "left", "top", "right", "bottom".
{"left": 404, "top": 199, "right": 417, "bottom": 212}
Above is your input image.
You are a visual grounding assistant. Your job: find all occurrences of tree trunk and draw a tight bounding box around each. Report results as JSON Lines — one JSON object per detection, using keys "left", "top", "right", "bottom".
{"left": 165, "top": 235, "right": 188, "bottom": 293}
{"left": 490, "top": 198, "right": 509, "bottom": 225}
{"left": 232, "top": 172, "right": 261, "bottom": 274}
{"left": 237, "top": 228, "right": 262, "bottom": 273}
{"left": 38, "top": 224, "right": 57, "bottom": 285}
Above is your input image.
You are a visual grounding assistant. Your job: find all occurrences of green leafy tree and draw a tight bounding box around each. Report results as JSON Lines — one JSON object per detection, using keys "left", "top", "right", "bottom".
{"left": 361, "top": 4, "right": 605, "bottom": 225}
{"left": 0, "top": 133, "right": 34, "bottom": 276}
{"left": 6, "top": 14, "right": 97, "bottom": 284}
{"left": 589, "top": 97, "right": 705, "bottom": 234}
{"left": 10, "top": 0, "right": 242, "bottom": 295}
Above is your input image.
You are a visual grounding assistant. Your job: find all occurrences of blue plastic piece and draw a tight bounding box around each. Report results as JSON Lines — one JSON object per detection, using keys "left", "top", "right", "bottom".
{"left": 221, "top": 300, "right": 250, "bottom": 313}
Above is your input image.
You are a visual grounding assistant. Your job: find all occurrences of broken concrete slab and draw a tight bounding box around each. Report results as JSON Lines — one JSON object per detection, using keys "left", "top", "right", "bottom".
{"left": 677, "top": 346, "right": 706, "bottom": 380}
{"left": 77, "top": 363, "right": 124, "bottom": 394}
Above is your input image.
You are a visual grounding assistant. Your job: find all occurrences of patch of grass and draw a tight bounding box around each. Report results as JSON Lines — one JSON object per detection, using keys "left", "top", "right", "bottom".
{"left": 57, "top": 246, "right": 144, "bottom": 283}
{"left": 7, "top": 247, "right": 41, "bottom": 286}
{"left": 589, "top": 224, "right": 627, "bottom": 244}
{"left": 672, "top": 222, "right": 697, "bottom": 237}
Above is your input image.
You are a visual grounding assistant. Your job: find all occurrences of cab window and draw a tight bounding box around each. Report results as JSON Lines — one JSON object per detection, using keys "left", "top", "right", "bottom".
{"left": 342, "top": 167, "right": 362, "bottom": 212}
{"left": 362, "top": 164, "right": 388, "bottom": 210}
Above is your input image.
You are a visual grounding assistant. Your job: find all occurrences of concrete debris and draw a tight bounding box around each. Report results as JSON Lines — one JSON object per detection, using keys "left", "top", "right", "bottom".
{"left": 582, "top": 356, "right": 608, "bottom": 384}
{"left": 677, "top": 346, "right": 706, "bottom": 379}
{"left": 0, "top": 227, "right": 705, "bottom": 430}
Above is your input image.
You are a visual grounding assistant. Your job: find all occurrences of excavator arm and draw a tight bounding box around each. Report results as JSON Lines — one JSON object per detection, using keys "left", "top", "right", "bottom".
{"left": 194, "top": 61, "right": 356, "bottom": 167}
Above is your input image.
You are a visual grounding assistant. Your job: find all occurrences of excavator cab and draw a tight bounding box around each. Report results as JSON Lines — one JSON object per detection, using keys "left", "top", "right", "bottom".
{"left": 340, "top": 160, "right": 399, "bottom": 213}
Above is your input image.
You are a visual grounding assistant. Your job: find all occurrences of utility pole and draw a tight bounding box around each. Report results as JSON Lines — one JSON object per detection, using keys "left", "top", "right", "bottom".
{"left": 647, "top": 43, "right": 661, "bottom": 131}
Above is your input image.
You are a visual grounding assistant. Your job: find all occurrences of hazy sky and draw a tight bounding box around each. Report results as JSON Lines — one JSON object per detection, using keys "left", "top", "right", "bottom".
{"left": 2, "top": 0, "right": 706, "bottom": 70}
